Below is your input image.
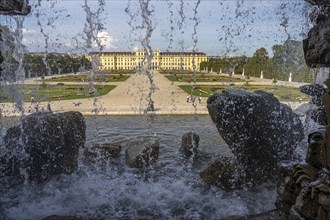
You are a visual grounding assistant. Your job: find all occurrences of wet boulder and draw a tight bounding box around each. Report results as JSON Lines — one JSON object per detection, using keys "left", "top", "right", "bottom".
{"left": 0, "top": 145, "right": 23, "bottom": 181}
{"left": 300, "top": 84, "right": 327, "bottom": 106}
{"left": 84, "top": 143, "right": 122, "bottom": 161}
{"left": 303, "top": 7, "right": 330, "bottom": 67}
{"left": 306, "top": 0, "right": 330, "bottom": 7}
{"left": 180, "top": 132, "right": 199, "bottom": 158}
{"left": 125, "top": 139, "right": 159, "bottom": 168}
{"left": 306, "top": 130, "right": 326, "bottom": 169}
{"left": 207, "top": 89, "right": 304, "bottom": 185}
{"left": 1, "top": 111, "right": 86, "bottom": 183}
{"left": 200, "top": 156, "right": 244, "bottom": 190}
{"left": 300, "top": 84, "right": 327, "bottom": 125}
{"left": 0, "top": 125, "right": 25, "bottom": 182}
{"left": 0, "top": 0, "right": 31, "bottom": 15}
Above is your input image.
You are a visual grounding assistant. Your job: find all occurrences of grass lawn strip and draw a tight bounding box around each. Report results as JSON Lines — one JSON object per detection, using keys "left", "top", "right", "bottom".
{"left": 179, "top": 85, "right": 309, "bottom": 102}
{"left": 0, "top": 84, "right": 116, "bottom": 103}
{"left": 165, "top": 75, "right": 247, "bottom": 82}
{"left": 44, "top": 74, "right": 130, "bottom": 83}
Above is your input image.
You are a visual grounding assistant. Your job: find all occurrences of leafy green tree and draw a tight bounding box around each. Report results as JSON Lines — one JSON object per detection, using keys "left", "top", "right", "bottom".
{"left": 271, "top": 40, "right": 313, "bottom": 82}
{"left": 201, "top": 56, "right": 248, "bottom": 74}
{"left": 245, "top": 47, "right": 272, "bottom": 78}
{"left": 23, "top": 54, "right": 92, "bottom": 78}
{"left": 23, "top": 54, "right": 46, "bottom": 78}
{"left": 252, "top": 47, "right": 269, "bottom": 65}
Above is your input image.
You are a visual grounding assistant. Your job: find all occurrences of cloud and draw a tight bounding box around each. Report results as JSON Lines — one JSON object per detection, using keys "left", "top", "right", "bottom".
{"left": 95, "top": 31, "right": 116, "bottom": 50}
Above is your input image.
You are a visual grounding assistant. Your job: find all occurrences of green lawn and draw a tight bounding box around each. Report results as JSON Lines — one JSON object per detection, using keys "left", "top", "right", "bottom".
{"left": 0, "top": 84, "right": 116, "bottom": 103}
{"left": 165, "top": 75, "right": 247, "bottom": 82}
{"left": 44, "top": 74, "right": 130, "bottom": 83}
{"left": 179, "top": 85, "right": 309, "bottom": 102}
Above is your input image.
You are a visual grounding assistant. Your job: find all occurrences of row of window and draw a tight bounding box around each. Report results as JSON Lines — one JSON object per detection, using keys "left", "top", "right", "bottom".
{"left": 102, "top": 62, "right": 196, "bottom": 66}
{"left": 100, "top": 57, "right": 206, "bottom": 62}
{"left": 102, "top": 66, "right": 195, "bottom": 70}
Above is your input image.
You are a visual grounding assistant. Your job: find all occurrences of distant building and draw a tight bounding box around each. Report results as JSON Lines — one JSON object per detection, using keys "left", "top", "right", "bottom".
{"left": 85, "top": 50, "right": 208, "bottom": 71}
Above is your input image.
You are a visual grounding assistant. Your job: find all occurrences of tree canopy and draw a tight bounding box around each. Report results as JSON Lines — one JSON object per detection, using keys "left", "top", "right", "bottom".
{"left": 200, "top": 40, "right": 314, "bottom": 83}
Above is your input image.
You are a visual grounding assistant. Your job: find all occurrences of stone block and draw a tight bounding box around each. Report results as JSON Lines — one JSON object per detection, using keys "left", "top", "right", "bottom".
{"left": 125, "top": 139, "right": 159, "bottom": 168}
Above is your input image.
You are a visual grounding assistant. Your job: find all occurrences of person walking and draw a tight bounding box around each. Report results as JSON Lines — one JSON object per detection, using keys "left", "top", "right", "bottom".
{"left": 187, "top": 95, "right": 190, "bottom": 102}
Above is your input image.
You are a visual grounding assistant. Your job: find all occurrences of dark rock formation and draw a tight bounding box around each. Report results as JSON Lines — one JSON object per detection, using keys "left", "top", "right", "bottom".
{"left": 277, "top": 0, "right": 330, "bottom": 216}
{"left": 207, "top": 89, "right": 304, "bottom": 186}
{"left": 303, "top": 1, "right": 330, "bottom": 67}
{"left": 180, "top": 132, "right": 199, "bottom": 158}
{"left": 0, "top": 0, "right": 30, "bottom": 89}
{"left": 300, "top": 84, "right": 327, "bottom": 106}
{"left": 84, "top": 143, "right": 121, "bottom": 161}
{"left": 200, "top": 156, "right": 244, "bottom": 190}
{"left": 125, "top": 139, "right": 159, "bottom": 168}
{"left": 306, "top": 130, "right": 326, "bottom": 169}
{"left": 84, "top": 143, "right": 121, "bottom": 157}
{"left": 276, "top": 79, "right": 330, "bottom": 219}
{"left": 300, "top": 84, "right": 327, "bottom": 125}
{"left": 0, "top": 111, "right": 86, "bottom": 183}
{"left": 306, "top": 0, "right": 330, "bottom": 7}
{"left": 0, "top": 0, "right": 31, "bottom": 15}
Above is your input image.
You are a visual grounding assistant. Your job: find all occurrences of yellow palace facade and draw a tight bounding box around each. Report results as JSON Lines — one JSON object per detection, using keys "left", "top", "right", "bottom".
{"left": 86, "top": 50, "right": 208, "bottom": 71}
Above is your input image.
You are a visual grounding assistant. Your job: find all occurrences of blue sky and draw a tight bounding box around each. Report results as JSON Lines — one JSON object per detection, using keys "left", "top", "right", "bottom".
{"left": 1, "top": 0, "right": 310, "bottom": 56}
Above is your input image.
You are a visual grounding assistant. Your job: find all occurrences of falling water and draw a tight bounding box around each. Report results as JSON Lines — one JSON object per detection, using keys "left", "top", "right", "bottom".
{"left": 82, "top": 0, "right": 106, "bottom": 141}
{"left": 278, "top": 3, "right": 290, "bottom": 40}
{"left": 0, "top": 115, "right": 277, "bottom": 219}
{"left": 164, "top": 0, "right": 174, "bottom": 51}
{"left": 82, "top": 0, "right": 106, "bottom": 95}
{"left": 136, "top": 0, "right": 156, "bottom": 113}
{"left": 316, "top": 67, "right": 330, "bottom": 85}
{"left": 11, "top": 17, "right": 26, "bottom": 115}
{"left": 177, "top": 0, "right": 186, "bottom": 50}
{"left": 159, "top": 0, "right": 177, "bottom": 112}
{"left": 0, "top": 16, "right": 26, "bottom": 116}
{"left": 190, "top": 0, "right": 201, "bottom": 114}
{"left": 217, "top": 0, "right": 250, "bottom": 56}
{"left": 0, "top": 1, "right": 318, "bottom": 219}
{"left": 125, "top": 0, "right": 139, "bottom": 51}
{"left": 32, "top": 1, "right": 53, "bottom": 108}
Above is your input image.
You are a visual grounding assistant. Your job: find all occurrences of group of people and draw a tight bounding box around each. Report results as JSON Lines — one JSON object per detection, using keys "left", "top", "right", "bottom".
{"left": 186, "top": 94, "right": 202, "bottom": 104}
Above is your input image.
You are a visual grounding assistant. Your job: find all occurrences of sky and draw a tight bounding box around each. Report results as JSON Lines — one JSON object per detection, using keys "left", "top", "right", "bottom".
{"left": 1, "top": 0, "right": 311, "bottom": 56}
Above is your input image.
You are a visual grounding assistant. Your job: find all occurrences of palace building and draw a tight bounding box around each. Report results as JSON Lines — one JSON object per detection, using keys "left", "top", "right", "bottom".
{"left": 86, "top": 50, "right": 208, "bottom": 71}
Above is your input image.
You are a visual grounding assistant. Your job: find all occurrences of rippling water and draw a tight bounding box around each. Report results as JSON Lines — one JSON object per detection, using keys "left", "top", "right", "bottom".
{"left": 0, "top": 115, "right": 277, "bottom": 219}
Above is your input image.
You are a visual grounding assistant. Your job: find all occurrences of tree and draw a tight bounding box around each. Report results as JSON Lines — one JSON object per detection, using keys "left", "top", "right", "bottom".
{"left": 245, "top": 47, "right": 272, "bottom": 78}
{"left": 271, "top": 40, "right": 313, "bottom": 82}
{"left": 252, "top": 47, "right": 269, "bottom": 66}
{"left": 22, "top": 54, "right": 92, "bottom": 78}
{"left": 23, "top": 54, "right": 46, "bottom": 78}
